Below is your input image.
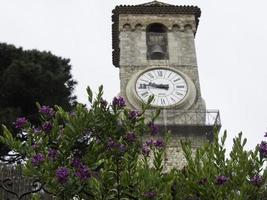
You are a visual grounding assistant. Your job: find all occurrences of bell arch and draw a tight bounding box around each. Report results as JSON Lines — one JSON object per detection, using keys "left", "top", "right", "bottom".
{"left": 146, "top": 23, "right": 168, "bottom": 60}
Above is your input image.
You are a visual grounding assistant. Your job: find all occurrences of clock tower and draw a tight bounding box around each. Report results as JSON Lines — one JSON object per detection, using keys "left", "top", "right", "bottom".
{"left": 112, "top": 1, "right": 221, "bottom": 169}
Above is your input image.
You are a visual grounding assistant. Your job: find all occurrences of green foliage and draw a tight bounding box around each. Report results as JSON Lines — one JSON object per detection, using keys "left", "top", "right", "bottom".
{"left": 0, "top": 43, "right": 77, "bottom": 158}
{"left": 174, "top": 132, "right": 267, "bottom": 200}
{"left": 0, "top": 87, "right": 170, "bottom": 199}
{"left": 0, "top": 87, "right": 266, "bottom": 199}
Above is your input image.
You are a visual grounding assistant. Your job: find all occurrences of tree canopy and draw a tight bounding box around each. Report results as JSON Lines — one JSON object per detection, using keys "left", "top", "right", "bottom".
{"left": 0, "top": 43, "right": 77, "bottom": 159}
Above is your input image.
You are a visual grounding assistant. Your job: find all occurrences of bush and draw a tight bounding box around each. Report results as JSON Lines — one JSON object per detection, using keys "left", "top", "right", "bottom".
{"left": 1, "top": 86, "right": 266, "bottom": 199}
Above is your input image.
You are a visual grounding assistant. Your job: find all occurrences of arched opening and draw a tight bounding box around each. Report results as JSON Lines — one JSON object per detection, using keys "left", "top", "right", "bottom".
{"left": 172, "top": 24, "right": 180, "bottom": 31}
{"left": 135, "top": 23, "right": 143, "bottom": 31}
{"left": 146, "top": 23, "right": 168, "bottom": 60}
{"left": 123, "top": 23, "right": 131, "bottom": 31}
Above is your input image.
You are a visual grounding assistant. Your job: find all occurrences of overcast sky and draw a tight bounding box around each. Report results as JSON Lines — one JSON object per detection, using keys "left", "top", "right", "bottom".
{"left": 0, "top": 0, "right": 266, "bottom": 151}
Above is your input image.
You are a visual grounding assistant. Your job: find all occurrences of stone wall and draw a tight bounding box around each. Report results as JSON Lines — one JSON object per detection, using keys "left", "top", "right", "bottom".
{"left": 143, "top": 133, "right": 207, "bottom": 171}
{"left": 119, "top": 14, "right": 197, "bottom": 67}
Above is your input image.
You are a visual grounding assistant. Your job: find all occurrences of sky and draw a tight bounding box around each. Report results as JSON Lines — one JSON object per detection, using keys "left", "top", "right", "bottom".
{"left": 0, "top": 0, "right": 267, "bottom": 151}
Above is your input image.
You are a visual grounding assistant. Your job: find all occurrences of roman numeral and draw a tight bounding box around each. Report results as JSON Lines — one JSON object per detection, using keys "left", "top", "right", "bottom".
{"left": 139, "top": 84, "right": 147, "bottom": 89}
{"left": 176, "top": 85, "right": 185, "bottom": 88}
{"left": 176, "top": 91, "right": 183, "bottom": 96}
{"left": 157, "top": 70, "right": 163, "bottom": 77}
{"left": 147, "top": 73, "right": 154, "bottom": 79}
{"left": 170, "top": 97, "right": 176, "bottom": 102}
{"left": 173, "top": 78, "right": 181, "bottom": 82}
{"left": 161, "top": 98, "right": 165, "bottom": 105}
{"left": 141, "top": 91, "right": 149, "bottom": 97}
{"left": 140, "top": 79, "right": 149, "bottom": 83}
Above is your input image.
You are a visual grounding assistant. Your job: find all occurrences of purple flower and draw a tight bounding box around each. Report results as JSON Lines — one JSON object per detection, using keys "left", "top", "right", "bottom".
{"left": 107, "top": 138, "right": 127, "bottom": 154}
{"left": 154, "top": 139, "right": 165, "bottom": 149}
{"left": 32, "top": 143, "right": 39, "bottom": 150}
{"left": 264, "top": 132, "right": 267, "bottom": 137}
{"left": 72, "top": 159, "right": 90, "bottom": 181}
{"left": 250, "top": 175, "right": 263, "bottom": 187}
{"left": 72, "top": 158, "right": 83, "bottom": 168}
{"left": 148, "top": 122, "right": 159, "bottom": 135}
{"left": 144, "top": 191, "right": 157, "bottom": 199}
{"left": 31, "top": 153, "right": 45, "bottom": 166}
{"left": 259, "top": 141, "right": 267, "bottom": 158}
{"left": 107, "top": 138, "right": 119, "bottom": 150}
{"left": 15, "top": 117, "right": 28, "bottom": 129}
{"left": 112, "top": 96, "right": 126, "bottom": 109}
{"left": 48, "top": 149, "right": 58, "bottom": 160}
{"left": 119, "top": 144, "right": 127, "bottom": 153}
{"left": 33, "top": 127, "right": 42, "bottom": 134}
{"left": 42, "top": 121, "right": 52, "bottom": 133}
{"left": 39, "top": 105, "right": 55, "bottom": 117}
{"left": 128, "top": 110, "right": 140, "bottom": 121}
{"left": 142, "top": 145, "right": 150, "bottom": 157}
{"left": 75, "top": 164, "right": 90, "bottom": 181}
{"left": 100, "top": 98, "right": 108, "bottom": 108}
{"left": 56, "top": 167, "right": 69, "bottom": 183}
{"left": 125, "top": 132, "right": 136, "bottom": 143}
{"left": 215, "top": 176, "right": 229, "bottom": 185}
{"left": 145, "top": 139, "right": 154, "bottom": 147}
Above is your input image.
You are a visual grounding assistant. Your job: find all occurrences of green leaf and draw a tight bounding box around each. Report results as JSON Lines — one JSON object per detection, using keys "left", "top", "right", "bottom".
{"left": 35, "top": 102, "right": 41, "bottom": 110}
{"left": 147, "top": 95, "right": 154, "bottom": 105}
{"left": 87, "top": 86, "right": 93, "bottom": 103}
{"left": 98, "top": 85, "right": 104, "bottom": 99}
{"left": 2, "top": 125, "right": 14, "bottom": 143}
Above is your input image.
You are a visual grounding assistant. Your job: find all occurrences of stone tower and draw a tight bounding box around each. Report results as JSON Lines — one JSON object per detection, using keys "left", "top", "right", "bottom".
{"left": 112, "top": 1, "right": 221, "bottom": 169}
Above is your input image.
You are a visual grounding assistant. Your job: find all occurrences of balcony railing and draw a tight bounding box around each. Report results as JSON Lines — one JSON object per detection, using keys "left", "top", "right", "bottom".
{"left": 144, "top": 109, "right": 221, "bottom": 129}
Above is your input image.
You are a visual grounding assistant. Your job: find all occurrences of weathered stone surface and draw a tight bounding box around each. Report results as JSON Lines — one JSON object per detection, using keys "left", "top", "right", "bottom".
{"left": 117, "top": 11, "right": 213, "bottom": 169}
{"left": 142, "top": 134, "right": 207, "bottom": 171}
{"left": 119, "top": 14, "right": 197, "bottom": 67}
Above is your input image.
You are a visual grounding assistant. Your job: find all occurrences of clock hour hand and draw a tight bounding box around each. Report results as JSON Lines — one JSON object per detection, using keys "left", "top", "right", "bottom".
{"left": 138, "top": 83, "right": 169, "bottom": 90}
{"left": 148, "top": 82, "right": 169, "bottom": 90}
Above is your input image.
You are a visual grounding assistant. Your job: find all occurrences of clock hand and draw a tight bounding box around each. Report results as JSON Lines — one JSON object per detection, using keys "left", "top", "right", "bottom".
{"left": 148, "top": 82, "right": 169, "bottom": 90}
{"left": 158, "top": 84, "right": 169, "bottom": 90}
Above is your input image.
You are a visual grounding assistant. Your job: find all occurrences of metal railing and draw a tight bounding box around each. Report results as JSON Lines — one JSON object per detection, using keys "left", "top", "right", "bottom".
{"left": 145, "top": 109, "right": 221, "bottom": 128}
{"left": 0, "top": 164, "right": 54, "bottom": 200}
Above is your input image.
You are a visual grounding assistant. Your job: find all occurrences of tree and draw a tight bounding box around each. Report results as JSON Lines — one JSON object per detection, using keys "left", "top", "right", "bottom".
{"left": 0, "top": 43, "right": 77, "bottom": 160}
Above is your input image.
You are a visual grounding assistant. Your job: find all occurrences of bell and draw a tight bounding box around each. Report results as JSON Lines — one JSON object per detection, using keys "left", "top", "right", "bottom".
{"left": 150, "top": 44, "right": 165, "bottom": 59}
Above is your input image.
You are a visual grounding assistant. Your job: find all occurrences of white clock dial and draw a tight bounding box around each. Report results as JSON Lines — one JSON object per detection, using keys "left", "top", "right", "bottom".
{"left": 135, "top": 68, "right": 188, "bottom": 107}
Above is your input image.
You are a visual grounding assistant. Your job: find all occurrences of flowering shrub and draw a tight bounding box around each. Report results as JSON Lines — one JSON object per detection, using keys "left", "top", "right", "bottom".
{"left": 172, "top": 132, "right": 267, "bottom": 200}
{"left": 0, "top": 86, "right": 266, "bottom": 199}
{"left": 0, "top": 86, "right": 169, "bottom": 199}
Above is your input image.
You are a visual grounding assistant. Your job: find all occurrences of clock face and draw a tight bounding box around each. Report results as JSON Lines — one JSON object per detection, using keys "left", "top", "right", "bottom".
{"left": 135, "top": 68, "right": 188, "bottom": 107}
